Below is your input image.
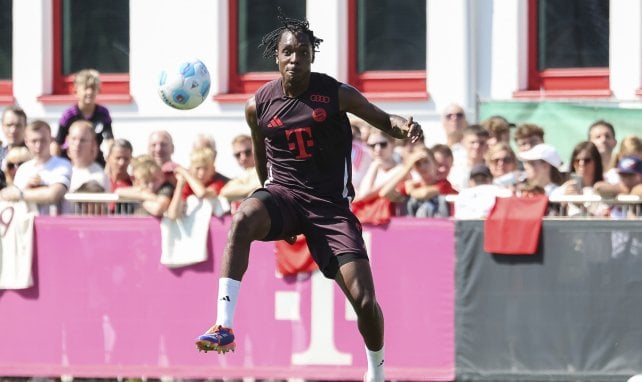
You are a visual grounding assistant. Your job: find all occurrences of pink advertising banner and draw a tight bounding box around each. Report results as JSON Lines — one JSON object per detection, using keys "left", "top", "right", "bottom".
{"left": 0, "top": 217, "right": 455, "bottom": 381}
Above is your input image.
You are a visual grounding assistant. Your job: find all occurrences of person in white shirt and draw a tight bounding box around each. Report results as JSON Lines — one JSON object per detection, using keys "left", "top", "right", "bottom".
{"left": 0, "top": 120, "right": 71, "bottom": 215}
{"left": 220, "top": 134, "right": 261, "bottom": 206}
{"left": 66, "top": 120, "right": 110, "bottom": 193}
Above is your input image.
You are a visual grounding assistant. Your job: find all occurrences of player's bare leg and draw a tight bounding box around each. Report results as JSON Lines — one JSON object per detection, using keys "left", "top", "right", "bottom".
{"left": 335, "top": 259, "right": 385, "bottom": 382}
{"left": 196, "top": 198, "right": 271, "bottom": 354}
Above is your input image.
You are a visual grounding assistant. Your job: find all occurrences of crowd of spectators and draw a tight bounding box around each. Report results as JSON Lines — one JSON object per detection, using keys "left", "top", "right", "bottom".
{"left": 349, "top": 103, "right": 642, "bottom": 222}
{"left": 0, "top": 69, "right": 640, "bottom": 221}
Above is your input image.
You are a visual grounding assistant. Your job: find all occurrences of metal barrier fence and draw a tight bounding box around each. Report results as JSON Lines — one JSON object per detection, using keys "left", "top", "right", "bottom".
{"left": 63, "top": 193, "right": 141, "bottom": 216}
{"left": 445, "top": 193, "right": 642, "bottom": 219}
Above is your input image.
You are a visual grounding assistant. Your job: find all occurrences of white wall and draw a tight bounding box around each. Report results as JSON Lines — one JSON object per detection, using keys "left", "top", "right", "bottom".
{"left": 7, "top": 1, "right": 641, "bottom": 177}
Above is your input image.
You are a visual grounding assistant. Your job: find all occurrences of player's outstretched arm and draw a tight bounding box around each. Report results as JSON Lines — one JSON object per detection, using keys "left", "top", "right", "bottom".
{"left": 339, "top": 83, "right": 423, "bottom": 143}
{"left": 245, "top": 96, "right": 268, "bottom": 186}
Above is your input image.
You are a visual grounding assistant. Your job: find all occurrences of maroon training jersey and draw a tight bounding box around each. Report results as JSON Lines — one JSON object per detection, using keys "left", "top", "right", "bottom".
{"left": 254, "top": 72, "right": 354, "bottom": 202}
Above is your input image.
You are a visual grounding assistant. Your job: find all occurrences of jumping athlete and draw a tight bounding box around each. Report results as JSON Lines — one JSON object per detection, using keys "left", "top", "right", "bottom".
{"left": 195, "top": 11, "right": 423, "bottom": 382}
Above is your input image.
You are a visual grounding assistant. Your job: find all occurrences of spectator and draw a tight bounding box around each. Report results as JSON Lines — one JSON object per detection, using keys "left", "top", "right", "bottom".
{"left": 352, "top": 129, "right": 405, "bottom": 223}
{"left": 105, "top": 138, "right": 133, "bottom": 192}
{"left": 588, "top": 119, "right": 617, "bottom": 174}
{"left": 66, "top": 120, "right": 110, "bottom": 194}
{"left": 1, "top": 105, "right": 27, "bottom": 166}
{"left": 517, "top": 143, "right": 564, "bottom": 196}
{"left": 355, "top": 129, "right": 404, "bottom": 203}
{"left": 220, "top": 134, "right": 261, "bottom": 212}
{"left": 148, "top": 130, "right": 179, "bottom": 185}
{"left": 454, "top": 164, "right": 511, "bottom": 219}
{"left": 514, "top": 123, "right": 545, "bottom": 152}
{"left": 115, "top": 154, "right": 174, "bottom": 217}
{"left": 430, "top": 144, "right": 458, "bottom": 195}
{"left": 468, "top": 163, "right": 493, "bottom": 187}
{"left": 349, "top": 113, "right": 373, "bottom": 144}
{"left": 2, "top": 146, "right": 32, "bottom": 187}
{"left": 448, "top": 124, "right": 490, "bottom": 191}
{"left": 486, "top": 142, "right": 522, "bottom": 190}
{"left": 550, "top": 141, "right": 604, "bottom": 216}
{"left": 52, "top": 69, "right": 114, "bottom": 167}
{"left": 481, "top": 115, "right": 513, "bottom": 146}
{"left": 604, "top": 134, "right": 642, "bottom": 185}
{"left": 348, "top": 115, "right": 374, "bottom": 189}
{"left": 379, "top": 146, "right": 449, "bottom": 218}
{"left": 610, "top": 156, "right": 642, "bottom": 218}
{"left": 0, "top": 120, "right": 72, "bottom": 215}
{"left": 167, "top": 147, "right": 230, "bottom": 220}
{"left": 441, "top": 103, "right": 468, "bottom": 148}
{"left": 192, "top": 133, "right": 218, "bottom": 152}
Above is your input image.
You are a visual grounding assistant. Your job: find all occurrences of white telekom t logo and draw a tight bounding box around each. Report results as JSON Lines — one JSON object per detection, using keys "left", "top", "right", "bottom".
{"left": 274, "top": 231, "right": 372, "bottom": 366}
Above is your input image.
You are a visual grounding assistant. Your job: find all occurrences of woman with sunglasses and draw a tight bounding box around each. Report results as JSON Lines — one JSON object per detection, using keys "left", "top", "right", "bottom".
{"left": 550, "top": 141, "right": 604, "bottom": 216}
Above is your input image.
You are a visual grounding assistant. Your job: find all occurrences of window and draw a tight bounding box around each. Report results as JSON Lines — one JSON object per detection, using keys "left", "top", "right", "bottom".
{"left": 348, "top": 0, "right": 427, "bottom": 100}
{"left": 0, "top": 0, "right": 12, "bottom": 103}
{"left": 519, "top": 0, "right": 610, "bottom": 98}
{"left": 43, "top": 0, "right": 131, "bottom": 103}
{"left": 226, "top": 0, "right": 306, "bottom": 96}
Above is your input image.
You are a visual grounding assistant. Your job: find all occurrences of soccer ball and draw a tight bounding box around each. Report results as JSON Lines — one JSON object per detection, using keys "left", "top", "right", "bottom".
{"left": 158, "top": 59, "right": 211, "bottom": 110}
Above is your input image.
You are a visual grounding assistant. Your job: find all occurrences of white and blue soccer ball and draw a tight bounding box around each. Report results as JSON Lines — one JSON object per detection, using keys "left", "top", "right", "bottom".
{"left": 158, "top": 59, "right": 211, "bottom": 110}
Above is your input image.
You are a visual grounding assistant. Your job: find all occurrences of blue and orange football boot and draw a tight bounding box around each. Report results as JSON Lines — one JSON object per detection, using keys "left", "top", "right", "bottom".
{"left": 195, "top": 324, "right": 236, "bottom": 354}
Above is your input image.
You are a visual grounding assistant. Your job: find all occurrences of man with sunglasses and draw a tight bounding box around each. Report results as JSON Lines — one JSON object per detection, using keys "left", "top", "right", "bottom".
{"left": 220, "top": 134, "right": 261, "bottom": 212}
{"left": 0, "top": 105, "right": 28, "bottom": 168}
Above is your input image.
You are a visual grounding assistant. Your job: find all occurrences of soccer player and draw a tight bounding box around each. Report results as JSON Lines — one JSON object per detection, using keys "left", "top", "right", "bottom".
{"left": 195, "top": 11, "right": 423, "bottom": 382}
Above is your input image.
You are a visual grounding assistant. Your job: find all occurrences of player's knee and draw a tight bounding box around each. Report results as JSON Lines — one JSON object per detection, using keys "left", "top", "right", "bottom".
{"left": 230, "top": 207, "right": 266, "bottom": 241}
{"left": 352, "top": 290, "right": 378, "bottom": 316}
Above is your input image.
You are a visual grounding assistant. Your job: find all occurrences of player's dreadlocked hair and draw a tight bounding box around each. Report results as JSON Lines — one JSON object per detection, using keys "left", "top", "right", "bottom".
{"left": 259, "top": 7, "right": 323, "bottom": 59}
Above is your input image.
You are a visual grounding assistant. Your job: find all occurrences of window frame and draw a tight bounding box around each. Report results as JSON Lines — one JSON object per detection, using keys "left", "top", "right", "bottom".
{"left": 0, "top": 0, "right": 13, "bottom": 104}
{"left": 218, "top": 0, "right": 279, "bottom": 102}
{"left": 39, "top": 0, "right": 132, "bottom": 104}
{"left": 514, "top": 0, "right": 611, "bottom": 99}
{"left": 346, "top": 0, "right": 427, "bottom": 101}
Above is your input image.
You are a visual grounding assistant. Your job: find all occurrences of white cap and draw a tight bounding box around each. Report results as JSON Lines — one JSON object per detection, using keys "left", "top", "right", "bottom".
{"left": 517, "top": 143, "right": 562, "bottom": 168}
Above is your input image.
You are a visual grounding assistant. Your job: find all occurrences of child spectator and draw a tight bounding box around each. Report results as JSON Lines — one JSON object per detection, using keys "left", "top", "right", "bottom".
{"left": 430, "top": 144, "right": 458, "bottom": 195}
{"left": 610, "top": 156, "right": 642, "bottom": 218}
{"left": 379, "top": 146, "right": 450, "bottom": 218}
{"left": 481, "top": 115, "right": 513, "bottom": 146}
{"left": 513, "top": 123, "right": 545, "bottom": 152}
{"left": 166, "top": 147, "right": 230, "bottom": 220}
{"left": 115, "top": 154, "right": 174, "bottom": 217}
{"left": 52, "top": 69, "right": 114, "bottom": 167}
{"left": 517, "top": 143, "right": 564, "bottom": 196}
{"left": 448, "top": 124, "right": 489, "bottom": 191}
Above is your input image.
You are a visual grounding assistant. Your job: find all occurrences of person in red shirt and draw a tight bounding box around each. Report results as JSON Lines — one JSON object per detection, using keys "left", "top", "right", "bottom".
{"left": 166, "top": 147, "right": 229, "bottom": 220}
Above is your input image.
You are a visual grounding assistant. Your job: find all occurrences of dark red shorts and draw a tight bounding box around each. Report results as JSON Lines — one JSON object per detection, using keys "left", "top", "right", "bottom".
{"left": 250, "top": 185, "right": 368, "bottom": 279}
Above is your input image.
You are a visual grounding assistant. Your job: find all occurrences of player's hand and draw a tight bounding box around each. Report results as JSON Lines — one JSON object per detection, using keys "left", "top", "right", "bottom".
{"left": 406, "top": 116, "right": 423, "bottom": 143}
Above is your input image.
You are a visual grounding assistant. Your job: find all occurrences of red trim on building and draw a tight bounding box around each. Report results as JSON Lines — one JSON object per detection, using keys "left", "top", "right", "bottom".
{"left": 525, "top": 0, "right": 610, "bottom": 98}
{"left": 0, "top": 80, "right": 13, "bottom": 104}
{"left": 50, "top": 0, "right": 131, "bottom": 100}
{"left": 225, "top": 0, "right": 279, "bottom": 96}
{"left": 347, "top": 0, "right": 427, "bottom": 99}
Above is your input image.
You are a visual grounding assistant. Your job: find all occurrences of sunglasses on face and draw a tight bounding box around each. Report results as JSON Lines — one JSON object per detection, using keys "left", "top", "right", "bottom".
{"left": 368, "top": 141, "right": 389, "bottom": 149}
{"left": 6, "top": 161, "right": 24, "bottom": 170}
{"left": 445, "top": 112, "right": 464, "bottom": 120}
{"left": 491, "top": 156, "right": 514, "bottom": 164}
{"left": 573, "top": 157, "right": 593, "bottom": 165}
{"left": 234, "top": 149, "right": 252, "bottom": 159}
